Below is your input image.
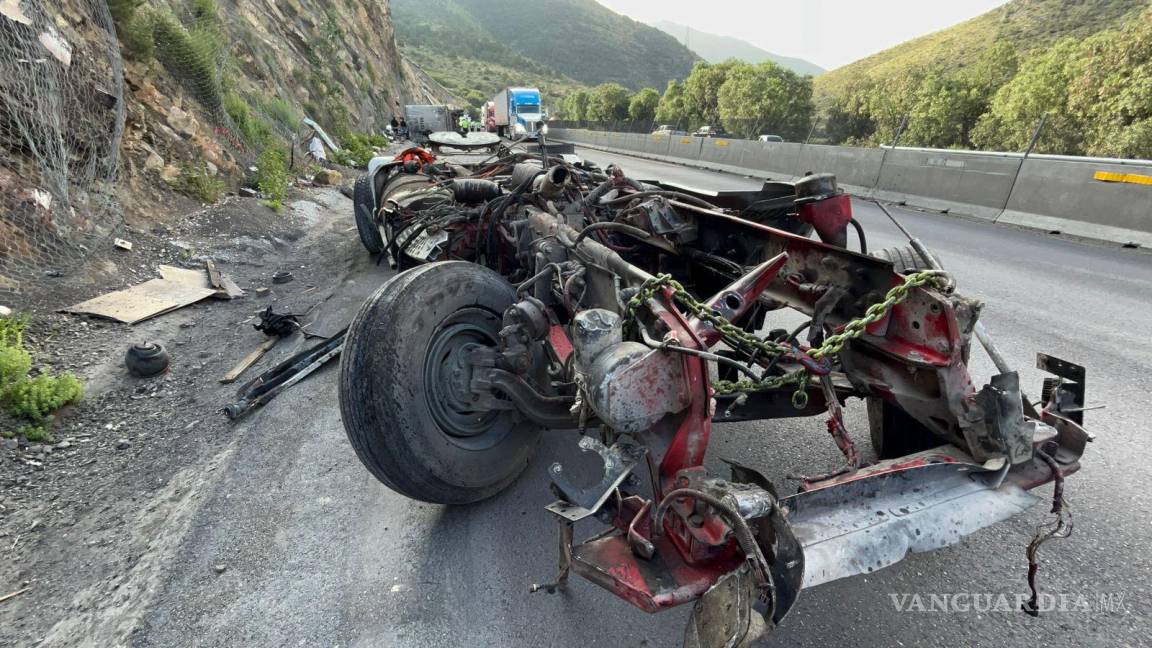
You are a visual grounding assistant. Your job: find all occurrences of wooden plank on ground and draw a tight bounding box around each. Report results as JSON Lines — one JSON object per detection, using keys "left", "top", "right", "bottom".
{"left": 205, "top": 260, "right": 245, "bottom": 299}
{"left": 219, "top": 337, "right": 278, "bottom": 384}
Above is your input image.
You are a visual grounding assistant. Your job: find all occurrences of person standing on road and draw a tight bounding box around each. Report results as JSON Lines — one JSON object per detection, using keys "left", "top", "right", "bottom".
{"left": 399, "top": 119, "right": 409, "bottom": 140}
{"left": 390, "top": 116, "right": 399, "bottom": 133}
{"left": 458, "top": 112, "right": 472, "bottom": 136}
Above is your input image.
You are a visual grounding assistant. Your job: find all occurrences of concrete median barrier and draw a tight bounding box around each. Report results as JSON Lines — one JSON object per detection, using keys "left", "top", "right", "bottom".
{"left": 872, "top": 148, "right": 1018, "bottom": 220}
{"left": 1000, "top": 158, "right": 1152, "bottom": 247}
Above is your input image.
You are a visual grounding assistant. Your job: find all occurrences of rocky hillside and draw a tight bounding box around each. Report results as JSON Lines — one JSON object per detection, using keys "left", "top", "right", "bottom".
{"left": 116, "top": 0, "right": 454, "bottom": 180}
{"left": 0, "top": 0, "right": 452, "bottom": 291}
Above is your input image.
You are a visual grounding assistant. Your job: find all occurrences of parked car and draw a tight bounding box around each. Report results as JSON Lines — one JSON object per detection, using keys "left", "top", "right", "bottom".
{"left": 758, "top": 134, "right": 784, "bottom": 143}
{"left": 692, "top": 125, "right": 727, "bottom": 138}
{"left": 651, "top": 124, "right": 687, "bottom": 136}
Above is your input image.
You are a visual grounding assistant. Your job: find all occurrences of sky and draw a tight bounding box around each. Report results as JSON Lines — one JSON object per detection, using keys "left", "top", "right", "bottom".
{"left": 594, "top": 0, "right": 1010, "bottom": 70}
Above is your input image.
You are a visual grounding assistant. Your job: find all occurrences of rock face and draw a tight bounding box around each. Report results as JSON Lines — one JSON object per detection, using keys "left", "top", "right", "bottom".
{"left": 0, "top": 0, "right": 454, "bottom": 290}
{"left": 168, "top": 0, "right": 452, "bottom": 136}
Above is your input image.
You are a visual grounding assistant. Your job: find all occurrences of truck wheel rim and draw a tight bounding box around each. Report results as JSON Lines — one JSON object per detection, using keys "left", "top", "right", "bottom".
{"left": 424, "top": 308, "right": 506, "bottom": 442}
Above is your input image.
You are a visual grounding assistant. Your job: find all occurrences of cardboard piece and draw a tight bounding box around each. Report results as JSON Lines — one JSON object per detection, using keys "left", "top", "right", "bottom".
{"left": 159, "top": 263, "right": 244, "bottom": 300}
{"left": 65, "top": 278, "right": 216, "bottom": 324}
{"left": 158, "top": 264, "right": 212, "bottom": 289}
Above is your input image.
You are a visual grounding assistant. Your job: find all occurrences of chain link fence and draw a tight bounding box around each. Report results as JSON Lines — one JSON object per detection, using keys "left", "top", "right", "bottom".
{"left": 0, "top": 0, "right": 125, "bottom": 294}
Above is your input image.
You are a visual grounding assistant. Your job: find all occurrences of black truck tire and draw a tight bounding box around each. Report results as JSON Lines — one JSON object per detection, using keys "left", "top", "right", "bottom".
{"left": 339, "top": 261, "right": 541, "bottom": 504}
{"left": 872, "top": 245, "right": 931, "bottom": 273}
{"left": 353, "top": 173, "right": 384, "bottom": 254}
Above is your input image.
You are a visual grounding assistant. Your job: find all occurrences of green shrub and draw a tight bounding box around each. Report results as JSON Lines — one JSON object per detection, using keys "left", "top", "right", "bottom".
{"left": 109, "top": 0, "right": 155, "bottom": 60}
{"left": 332, "top": 133, "right": 388, "bottom": 169}
{"left": 256, "top": 147, "right": 290, "bottom": 203}
{"left": 0, "top": 316, "right": 83, "bottom": 442}
{"left": 258, "top": 96, "right": 300, "bottom": 131}
{"left": 152, "top": 8, "right": 224, "bottom": 114}
{"left": 4, "top": 374, "right": 83, "bottom": 422}
{"left": 224, "top": 92, "right": 275, "bottom": 148}
{"left": 171, "top": 163, "right": 225, "bottom": 203}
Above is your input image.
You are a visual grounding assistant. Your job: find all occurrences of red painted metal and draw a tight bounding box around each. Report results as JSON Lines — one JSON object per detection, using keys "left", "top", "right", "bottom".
{"left": 571, "top": 531, "right": 743, "bottom": 613}
{"left": 798, "top": 193, "right": 853, "bottom": 245}
{"left": 547, "top": 323, "right": 573, "bottom": 364}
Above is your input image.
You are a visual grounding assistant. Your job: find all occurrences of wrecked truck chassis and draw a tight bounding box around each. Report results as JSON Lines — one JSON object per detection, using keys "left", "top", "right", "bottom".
{"left": 339, "top": 150, "right": 1091, "bottom": 647}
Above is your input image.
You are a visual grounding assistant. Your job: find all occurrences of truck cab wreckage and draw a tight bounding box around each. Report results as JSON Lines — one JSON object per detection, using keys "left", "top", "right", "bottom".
{"left": 341, "top": 142, "right": 1092, "bottom": 647}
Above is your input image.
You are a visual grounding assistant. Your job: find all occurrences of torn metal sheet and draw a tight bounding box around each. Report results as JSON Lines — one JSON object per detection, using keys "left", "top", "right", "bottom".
{"left": 782, "top": 461, "right": 1038, "bottom": 588}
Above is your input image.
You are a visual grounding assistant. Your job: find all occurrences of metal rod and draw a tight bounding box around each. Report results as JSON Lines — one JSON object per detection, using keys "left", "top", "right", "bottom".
{"left": 997, "top": 113, "right": 1048, "bottom": 222}
{"left": 869, "top": 113, "right": 909, "bottom": 197}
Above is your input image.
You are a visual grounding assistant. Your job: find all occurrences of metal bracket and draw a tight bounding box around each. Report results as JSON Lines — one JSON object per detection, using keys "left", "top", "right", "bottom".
{"left": 549, "top": 436, "right": 646, "bottom": 515}
{"left": 1037, "top": 353, "right": 1088, "bottom": 425}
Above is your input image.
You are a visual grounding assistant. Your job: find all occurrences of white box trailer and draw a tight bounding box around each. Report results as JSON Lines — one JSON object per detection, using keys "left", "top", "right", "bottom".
{"left": 403, "top": 105, "right": 453, "bottom": 143}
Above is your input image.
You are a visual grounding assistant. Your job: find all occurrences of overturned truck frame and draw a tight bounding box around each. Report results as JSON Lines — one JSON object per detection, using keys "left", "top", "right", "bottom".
{"left": 341, "top": 144, "right": 1091, "bottom": 646}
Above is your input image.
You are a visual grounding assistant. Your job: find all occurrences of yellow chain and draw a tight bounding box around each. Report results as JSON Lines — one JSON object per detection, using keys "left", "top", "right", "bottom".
{"left": 627, "top": 270, "right": 949, "bottom": 397}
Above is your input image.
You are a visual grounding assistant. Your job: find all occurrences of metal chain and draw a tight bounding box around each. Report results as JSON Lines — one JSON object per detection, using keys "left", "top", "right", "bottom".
{"left": 626, "top": 270, "right": 949, "bottom": 397}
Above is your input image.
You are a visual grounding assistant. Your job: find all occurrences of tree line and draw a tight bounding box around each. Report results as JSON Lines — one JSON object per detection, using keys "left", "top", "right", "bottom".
{"left": 556, "top": 60, "right": 814, "bottom": 141}
{"left": 555, "top": 5, "right": 1151, "bottom": 158}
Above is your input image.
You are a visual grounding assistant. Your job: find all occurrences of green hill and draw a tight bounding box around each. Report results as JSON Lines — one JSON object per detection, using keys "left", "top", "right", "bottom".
{"left": 391, "top": 0, "right": 583, "bottom": 108}
{"left": 817, "top": 0, "right": 1148, "bottom": 101}
{"left": 812, "top": 0, "right": 1152, "bottom": 158}
{"left": 392, "top": 0, "right": 699, "bottom": 94}
{"left": 649, "top": 20, "right": 824, "bottom": 77}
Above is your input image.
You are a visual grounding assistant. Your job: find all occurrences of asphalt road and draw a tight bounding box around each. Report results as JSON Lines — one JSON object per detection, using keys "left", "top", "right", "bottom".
{"left": 136, "top": 149, "right": 1152, "bottom": 647}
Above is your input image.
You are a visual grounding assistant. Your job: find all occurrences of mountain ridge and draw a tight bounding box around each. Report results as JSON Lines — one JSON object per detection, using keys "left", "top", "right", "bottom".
{"left": 649, "top": 20, "right": 824, "bottom": 77}
{"left": 392, "top": 0, "right": 699, "bottom": 94}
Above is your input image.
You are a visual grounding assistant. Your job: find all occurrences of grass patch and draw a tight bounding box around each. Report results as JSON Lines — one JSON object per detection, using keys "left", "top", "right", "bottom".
{"left": 0, "top": 316, "right": 83, "bottom": 443}
{"left": 256, "top": 95, "right": 300, "bottom": 132}
{"left": 170, "top": 163, "right": 225, "bottom": 203}
{"left": 151, "top": 4, "right": 226, "bottom": 116}
{"left": 330, "top": 133, "right": 389, "bottom": 169}
{"left": 224, "top": 92, "right": 275, "bottom": 148}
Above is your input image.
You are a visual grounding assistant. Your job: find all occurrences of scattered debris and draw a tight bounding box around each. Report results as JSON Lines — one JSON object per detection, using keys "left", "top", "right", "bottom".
{"left": 253, "top": 307, "right": 300, "bottom": 336}
{"left": 254, "top": 287, "right": 271, "bottom": 297}
{"left": 212, "top": 563, "right": 228, "bottom": 575}
{"left": 113, "top": 238, "right": 134, "bottom": 251}
{"left": 271, "top": 271, "right": 294, "bottom": 285}
{"left": 0, "top": 587, "right": 31, "bottom": 604}
{"left": 225, "top": 329, "right": 345, "bottom": 420}
{"left": 205, "top": 260, "right": 245, "bottom": 299}
{"left": 125, "top": 342, "right": 170, "bottom": 377}
{"left": 219, "top": 337, "right": 278, "bottom": 385}
{"left": 0, "top": 305, "right": 11, "bottom": 317}
{"left": 115, "top": 438, "right": 131, "bottom": 450}
{"left": 238, "top": 187, "right": 259, "bottom": 198}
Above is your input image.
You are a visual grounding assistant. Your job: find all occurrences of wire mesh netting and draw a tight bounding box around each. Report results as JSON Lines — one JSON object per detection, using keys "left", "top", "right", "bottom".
{"left": 0, "top": 0, "right": 125, "bottom": 293}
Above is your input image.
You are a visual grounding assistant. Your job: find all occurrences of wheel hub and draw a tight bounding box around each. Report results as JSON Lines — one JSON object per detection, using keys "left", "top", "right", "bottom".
{"left": 425, "top": 309, "right": 502, "bottom": 439}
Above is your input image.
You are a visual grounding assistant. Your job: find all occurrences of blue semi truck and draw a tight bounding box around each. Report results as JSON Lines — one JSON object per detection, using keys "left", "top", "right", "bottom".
{"left": 489, "top": 87, "right": 543, "bottom": 139}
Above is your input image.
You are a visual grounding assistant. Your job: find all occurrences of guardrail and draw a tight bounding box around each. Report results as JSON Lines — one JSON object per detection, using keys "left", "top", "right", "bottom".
{"left": 552, "top": 128, "right": 1152, "bottom": 248}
